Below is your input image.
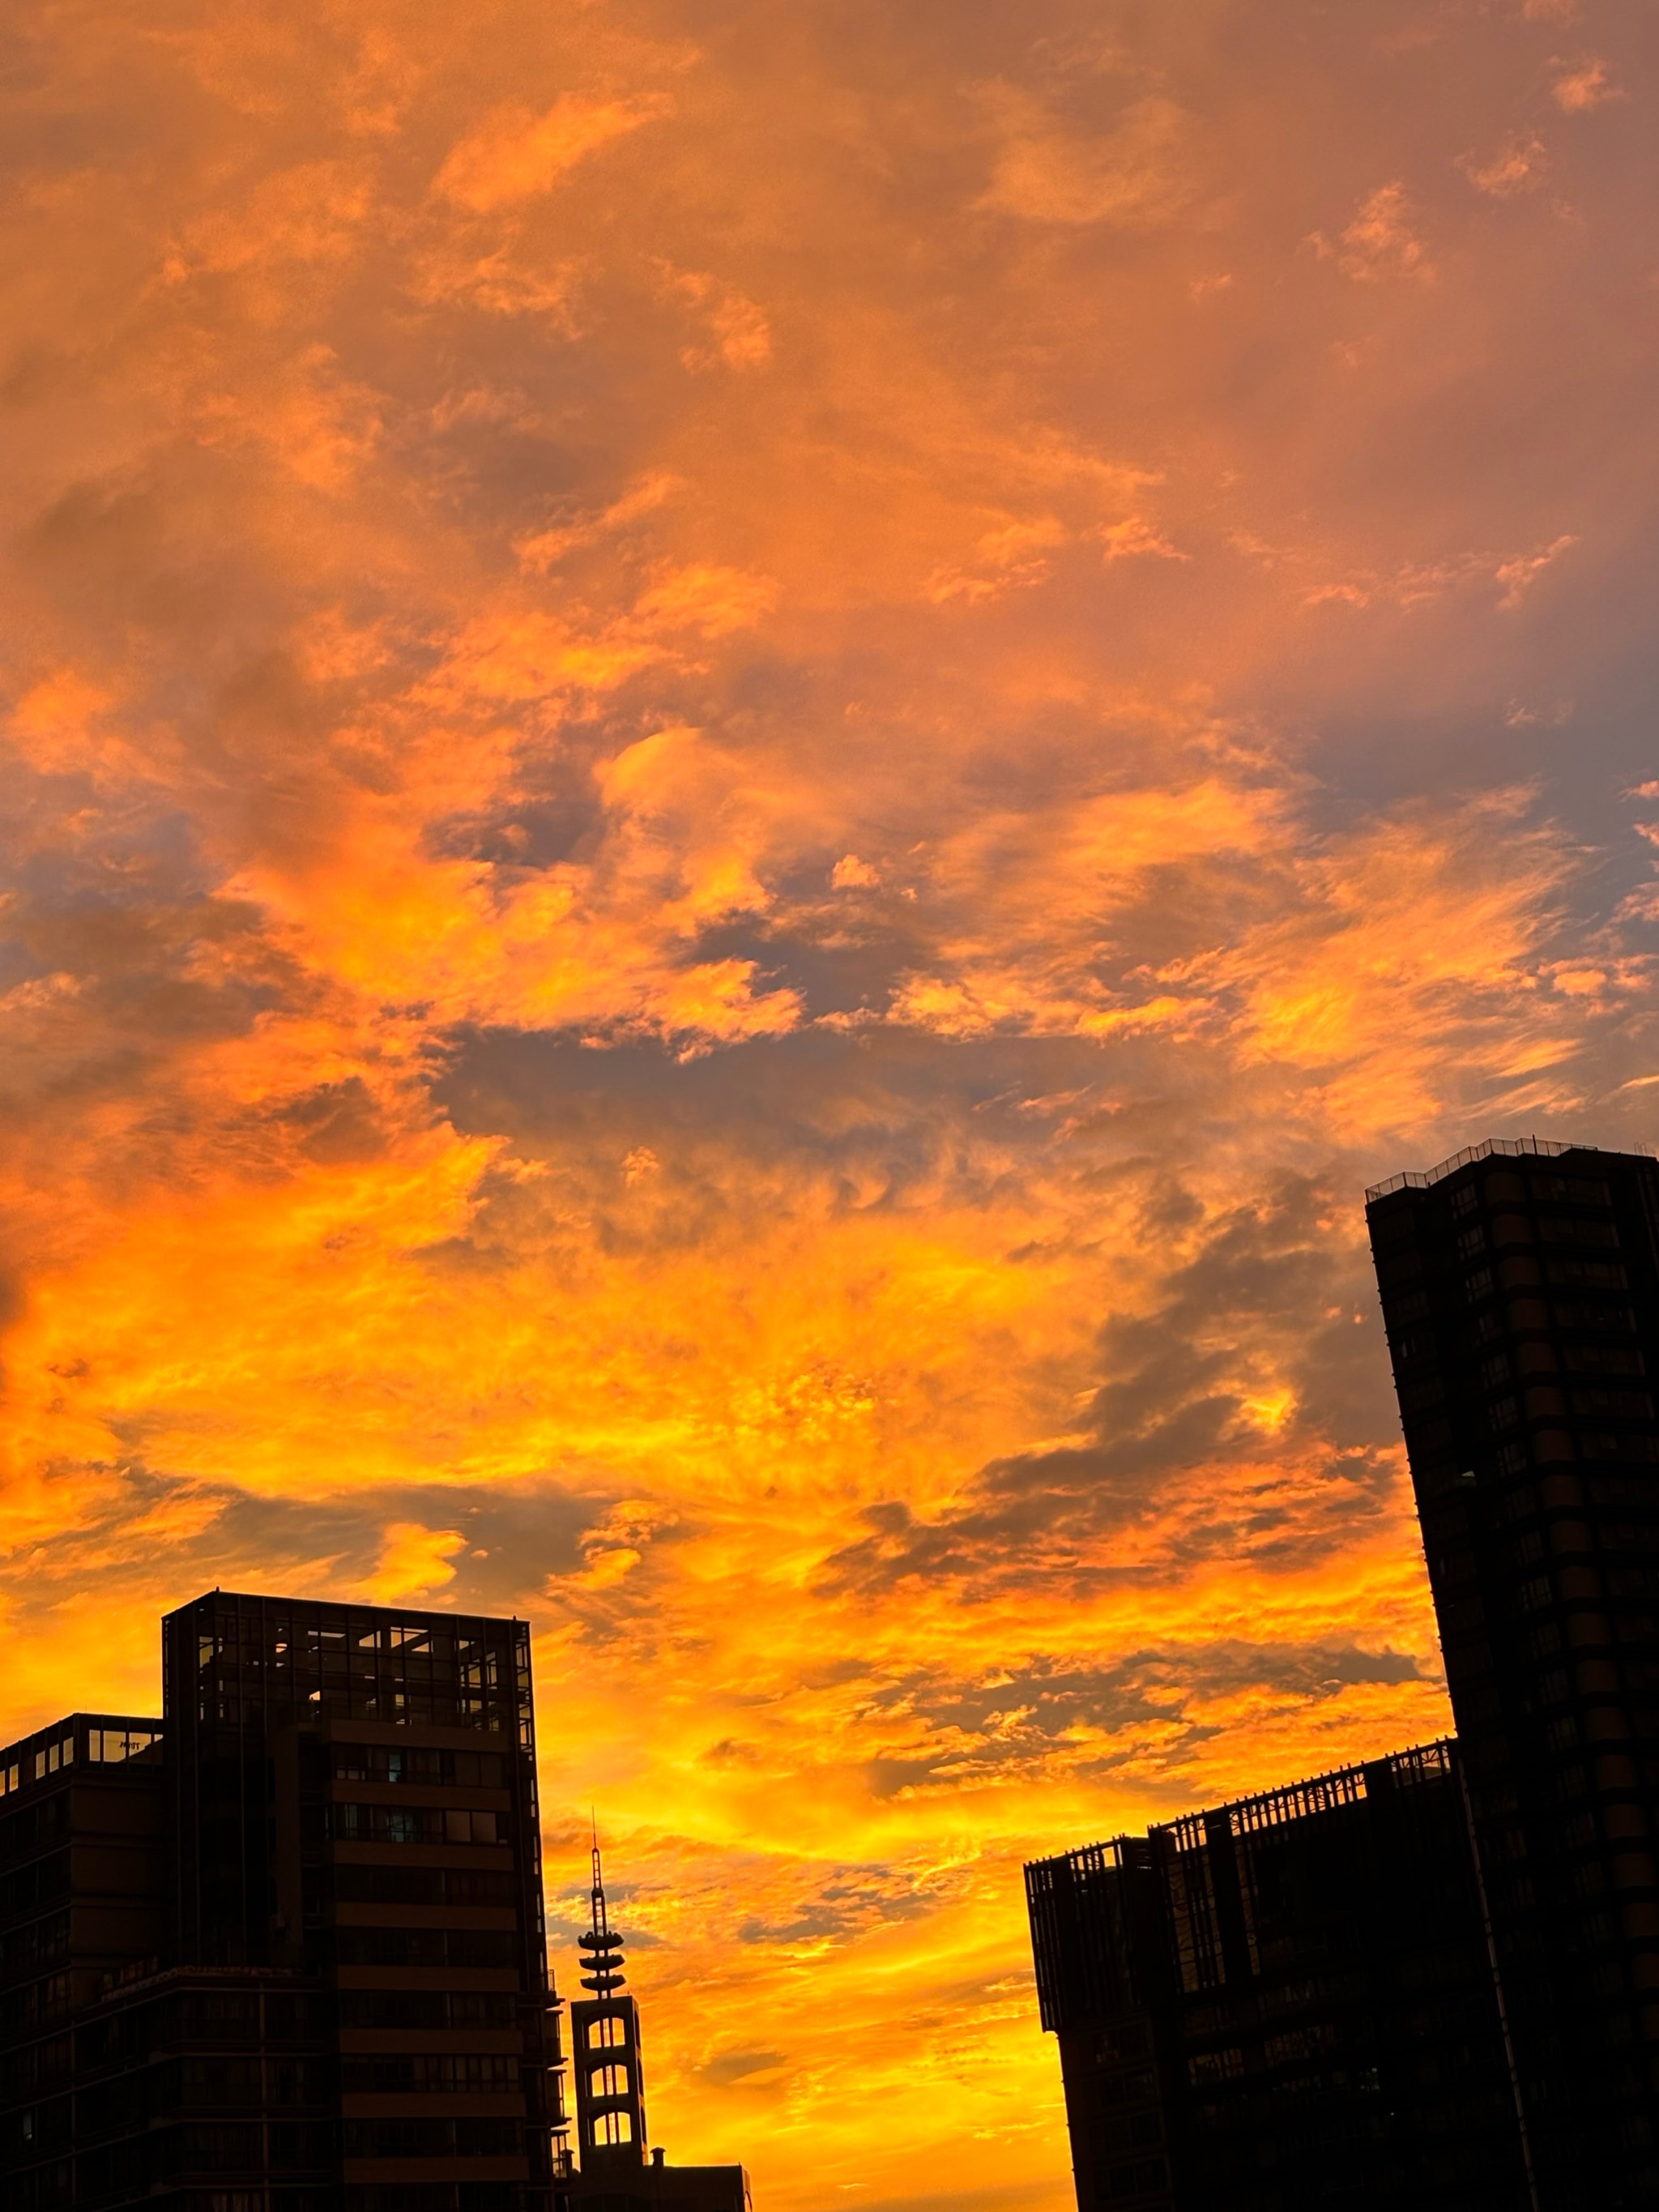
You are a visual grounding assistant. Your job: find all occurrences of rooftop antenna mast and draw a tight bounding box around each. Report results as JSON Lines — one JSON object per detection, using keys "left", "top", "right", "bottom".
{"left": 579, "top": 1815, "right": 627, "bottom": 2001}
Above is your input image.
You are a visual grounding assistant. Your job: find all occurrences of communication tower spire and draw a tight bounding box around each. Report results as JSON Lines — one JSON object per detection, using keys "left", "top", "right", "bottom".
{"left": 571, "top": 1819, "right": 647, "bottom": 2168}
{"left": 566, "top": 1828, "right": 751, "bottom": 2207}
{"left": 579, "top": 1820, "right": 628, "bottom": 2000}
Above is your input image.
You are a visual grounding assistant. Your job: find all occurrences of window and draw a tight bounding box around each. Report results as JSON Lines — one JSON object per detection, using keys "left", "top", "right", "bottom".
{"left": 591, "top": 2064, "right": 630, "bottom": 2098}
{"left": 342, "top": 2120, "right": 519, "bottom": 2159}
{"left": 594, "top": 2111, "right": 633, "bottom": 2146}
{"left": 587, "top": 2017, "right": 626, "bottom": 2049}
{"left": 1565, "top": 1344, "right": 1644, "bottom": 1374}
{"left": 1530, "top": 1176, "right": 1612, "bottom": 1206}
{"left": 32, "top": 1736, "right": 73, "bottom": 1780}
{"left": 1584, "top": 1434, "right": 1659, "bottom": 1464}
{"left": 1541, "top": 1217, "right": 1619, "bottom": 1248}
{"left": 448, "top": 1808, "right": 497, "bottom": 1844}
{"left": 356, "top": 1623, "right": 431, "bottom": 1652}
{"left": 1188, "top": 2048, "right": 1243, "bottom": 2084}
{"left": 331, "top": 1743, "right": 505, "bottom": 1788}
{"left": 329, "top": 1803, "right": 500, "bottom": 1847}
{"left": 1547, "top": 1258, "right": 1628, "bottom": 1289}
{"left": 86, "top": 1728, "right": 159, "bottom": 1764}
{"left": 342, "top": 2054, "right": 518, "bottom": 2095}
{"left": 338, "top": 1991, "right": 515, "bottom": 2032}
{"left": 1556, "top": 1301, "right": 1636, "bottom": 1334}
{"left": 335, "top": 1928, "right": 518, "bottom": 1970}
{"left": 1572, "top": 1388, "right": 1654, "bottom": 1418}
{"left": 332, "top": 1864, "right": 514, "bottom": 1907}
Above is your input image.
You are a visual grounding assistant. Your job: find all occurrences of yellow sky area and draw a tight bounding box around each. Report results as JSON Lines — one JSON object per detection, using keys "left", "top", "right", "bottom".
{"left": 2, "top": 1, "right": 1656, "bottom": 2206}
{"left": 535, "top": 1501, "right": 1445, "bottom": 1830}
{"left": 4, "top": 1109, "right": 1079, "bottom": 1463}
{"left": 523, "top": 1517, "right": 1448, "bottom": 2205}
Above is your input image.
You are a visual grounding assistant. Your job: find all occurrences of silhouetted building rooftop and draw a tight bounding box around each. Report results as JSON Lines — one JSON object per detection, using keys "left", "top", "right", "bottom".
{"left": 1027, "top": 1740, "right": 1528, "bottom": 2212}
{"left": 1029, "top": 1136, "right": 1659, "bottom": 2212}
{"left": 0, "top": 1590, "right": 567, "bottom": 2212}
{"left": 1368, "top": 1137, "right": 1659, "bottom": 2206}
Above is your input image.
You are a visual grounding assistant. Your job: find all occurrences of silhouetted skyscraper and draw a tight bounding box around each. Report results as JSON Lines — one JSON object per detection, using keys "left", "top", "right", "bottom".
{"left": 1367, "top": 1138, "right": 1659, "bottom": 2207}
{"left": 1, "top": 1589, "right": 568, "bottom": 2212}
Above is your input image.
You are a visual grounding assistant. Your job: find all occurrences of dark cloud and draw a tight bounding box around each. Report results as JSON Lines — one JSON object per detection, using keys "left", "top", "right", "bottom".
{"left": 825, "top": 1172, "right": 1404, "bottom": 1598}
{"left": 847, "top": 1645, "right": 1428, "bottom": 1805}
{"left": 0, "top": 1463, "right": 600, "bottom": 1635}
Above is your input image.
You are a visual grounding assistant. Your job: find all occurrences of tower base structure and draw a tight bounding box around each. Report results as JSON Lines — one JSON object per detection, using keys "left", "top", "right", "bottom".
{"left": 565, "top": 2146, "right": 751, "bottom": 2211}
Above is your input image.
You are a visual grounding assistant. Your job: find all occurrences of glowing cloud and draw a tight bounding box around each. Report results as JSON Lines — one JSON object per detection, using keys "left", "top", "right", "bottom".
{"left": 436, "top": 94, "right": 674, "bottom": 210}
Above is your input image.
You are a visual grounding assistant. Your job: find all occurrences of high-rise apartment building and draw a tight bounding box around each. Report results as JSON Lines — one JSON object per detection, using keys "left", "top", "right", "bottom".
{"left": 1367, "top": 1138, "right": 1659, "bottom": 2207}
{"left": 0, "top": 1590, "right": 568, "bottom": 2212}
{"left": 1026, "top": 1740, "right": 1528, "bottom": 2212}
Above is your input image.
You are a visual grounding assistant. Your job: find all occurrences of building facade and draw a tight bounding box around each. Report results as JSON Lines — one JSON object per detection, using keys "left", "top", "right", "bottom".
{"left": 1367, "top": 1138, "right": 1659, "bottom": 2207}
{"left": 1026, "top": 1741, "right": 1529, "bottom": 2212}
{"left": 0, "top": 1590, "right": 568, "bottom": 2212}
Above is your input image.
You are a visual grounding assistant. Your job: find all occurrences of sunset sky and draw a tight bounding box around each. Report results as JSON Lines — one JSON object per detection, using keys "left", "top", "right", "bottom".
{"left": 4, "top": 1, "right": 1659, "bottom": 2205}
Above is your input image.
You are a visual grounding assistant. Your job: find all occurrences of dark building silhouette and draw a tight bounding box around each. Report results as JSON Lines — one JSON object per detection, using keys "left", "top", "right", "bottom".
{"left": 1026, "top": 1740, "right": 1528, "bottom": 2212}
{"left": 1367, "top": 1138, "right": 1659, "bottom": 2207}
{"left": 0, "top": 1716, "right": 166, "bottom": 2039}
{"left": 1, "top": 1590, "right": 569, "bottom": 2212}
{"left": 1029, "top": 1137, "right": 1659, "bottom": 2212}
{"left": 570, "top": 1835, "right": 648, "bottom": 2176}
{"left": 565, "top": 1841, "right": 749, "bottom": 2212}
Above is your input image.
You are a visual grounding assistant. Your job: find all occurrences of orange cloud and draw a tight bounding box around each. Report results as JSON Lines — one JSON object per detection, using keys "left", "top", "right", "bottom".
{"left": 1460, "top": 136, "right": 1547, "bottom": 196}
{"left": 1312, "top": 181, "right": 1433, "bottom": 282}
{"left": 1551, "top": 57, "right": 1621, "bottom": 112}
{"left": 362, "top": 1520, "right": 468, "bottom": 1600}
{"left": 978, "top": 89, "right": 1195, "bottom": 227}
{"left": 436, "top": 93, "right": 673, "bottom": 210}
